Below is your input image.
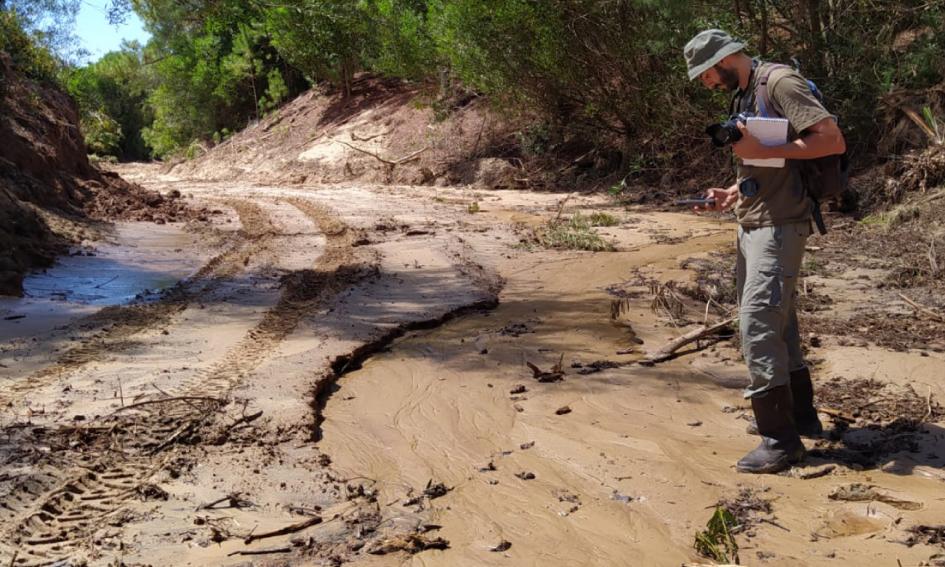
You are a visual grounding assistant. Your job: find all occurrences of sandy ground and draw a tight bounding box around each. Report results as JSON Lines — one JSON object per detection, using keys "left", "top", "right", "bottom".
{"left": 2, "top": 165, "right": 944, "bottom": 566}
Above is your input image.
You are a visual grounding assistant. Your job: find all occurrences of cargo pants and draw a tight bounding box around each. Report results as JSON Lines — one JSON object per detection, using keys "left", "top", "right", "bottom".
{"left": 736, "top": 221, "right": 811, "bottom": 398}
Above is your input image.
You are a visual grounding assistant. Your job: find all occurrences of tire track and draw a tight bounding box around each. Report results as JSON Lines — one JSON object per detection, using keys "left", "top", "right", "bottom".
{"left": 0, "top": 199, "right": 367, "bottom": 566}
{"left": 176, "top": 197, "right": 368, "bottom": 397}
{"left": 0, "top": 399, "right": 221, "bottom": 566}
{"left": 0, "top": 200, "right": 273, "bottom": 411}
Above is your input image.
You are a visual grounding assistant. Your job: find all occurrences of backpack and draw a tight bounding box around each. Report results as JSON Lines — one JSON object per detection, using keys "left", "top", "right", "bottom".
{"left": 740, "top": 61, "right": 850, "bottom": 234}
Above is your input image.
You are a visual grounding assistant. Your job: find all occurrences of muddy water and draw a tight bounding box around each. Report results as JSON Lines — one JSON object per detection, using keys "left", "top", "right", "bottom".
{"left": 0, "top": 222, "right": 208, "bottom": 341}
{"left": 320, "top": 212, "right": 945, "bottom": 567}
{"left": 320, "top": 224, "right": 735, "bottom": 566}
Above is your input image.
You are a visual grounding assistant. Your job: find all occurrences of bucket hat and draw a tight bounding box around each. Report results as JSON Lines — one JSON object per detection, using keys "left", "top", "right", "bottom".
{"left": 684, "top": 29, "right": 746, "bottom": 80}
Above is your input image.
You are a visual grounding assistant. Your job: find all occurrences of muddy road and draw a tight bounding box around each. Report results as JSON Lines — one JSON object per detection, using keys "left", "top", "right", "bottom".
{"left": 2, "top": 168, "right": 945, "bottom": 566}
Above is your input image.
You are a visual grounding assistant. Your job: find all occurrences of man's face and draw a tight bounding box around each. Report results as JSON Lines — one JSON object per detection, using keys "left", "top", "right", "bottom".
{"left": 699, "top": 61, "right": 740, "bottom": 92}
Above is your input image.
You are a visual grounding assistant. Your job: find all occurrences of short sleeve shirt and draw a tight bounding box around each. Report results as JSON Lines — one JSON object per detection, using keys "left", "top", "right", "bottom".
{"left": 733, "top": 62, "right": 833, "bottom": 227}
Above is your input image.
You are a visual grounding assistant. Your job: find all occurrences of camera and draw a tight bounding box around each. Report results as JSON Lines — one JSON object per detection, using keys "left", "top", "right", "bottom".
{"left": 706, "top": 111, "right": 753, "bottom": 147}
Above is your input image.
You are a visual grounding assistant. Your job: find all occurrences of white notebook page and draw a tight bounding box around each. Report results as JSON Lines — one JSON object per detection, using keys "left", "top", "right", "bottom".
{"left": 743, "top": 117, "right": 788, "bottom": 168}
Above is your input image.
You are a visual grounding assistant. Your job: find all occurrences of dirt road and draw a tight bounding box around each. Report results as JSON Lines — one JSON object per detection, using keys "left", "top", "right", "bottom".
{"left": 2, "top": 168, "right": 944, "bottom": 566}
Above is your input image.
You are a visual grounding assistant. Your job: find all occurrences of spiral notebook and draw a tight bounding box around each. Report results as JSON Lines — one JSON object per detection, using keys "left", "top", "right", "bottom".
{"left": 743, "top": 117, "right": 788, "bottom": 168}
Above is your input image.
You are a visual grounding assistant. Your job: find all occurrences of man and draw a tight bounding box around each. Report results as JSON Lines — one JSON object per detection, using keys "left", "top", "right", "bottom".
{"left": 683, "top": 29, "right": 846, "bottom": 474}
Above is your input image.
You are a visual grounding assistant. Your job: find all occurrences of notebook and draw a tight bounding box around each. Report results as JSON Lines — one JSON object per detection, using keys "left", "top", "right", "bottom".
{"left": 743, "top": 117, "right": 788, "bottom": 168}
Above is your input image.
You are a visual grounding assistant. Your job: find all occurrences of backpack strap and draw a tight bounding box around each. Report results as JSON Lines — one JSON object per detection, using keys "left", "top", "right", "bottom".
{"left": 755, "top": 63, "right": 790, "bottom": 118}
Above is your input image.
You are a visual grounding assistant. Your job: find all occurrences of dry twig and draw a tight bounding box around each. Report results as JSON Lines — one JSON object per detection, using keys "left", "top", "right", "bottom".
{"left": 244, "top": 516, "right": 323, "bottom": 545}
{"left": 642, "top": 317, "right": 736, "bottom": 365}
{"left": 898, "top": 292, "right": 944, "bottom": 322}
{"left": 334, "top": 139, "right": 429, "bottom": 166}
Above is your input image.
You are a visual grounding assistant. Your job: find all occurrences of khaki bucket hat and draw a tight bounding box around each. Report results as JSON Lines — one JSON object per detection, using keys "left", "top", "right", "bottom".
{"left": 684, "top": 29, "right": 746, "bottom": 80}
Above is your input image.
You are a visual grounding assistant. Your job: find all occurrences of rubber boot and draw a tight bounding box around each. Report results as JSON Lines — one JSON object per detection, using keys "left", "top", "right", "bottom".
{"left": 789, "top": 367, "right": 824, "bottom": 437}
{"left": 736, "top": 385, "right": 806, "bottom": 474}
{"left": 745, "top": 368, "right": 824, "bottom": 438}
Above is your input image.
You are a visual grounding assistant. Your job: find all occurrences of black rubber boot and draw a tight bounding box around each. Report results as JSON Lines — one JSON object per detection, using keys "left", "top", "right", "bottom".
{"left": 789, "top": 367, "right": 824, "bottom": 437}
{"left": 745, "top": 368, "right": 824, "bottom": 438}
{"left": 737, "top": 385, "right": 806, "bottom": 474}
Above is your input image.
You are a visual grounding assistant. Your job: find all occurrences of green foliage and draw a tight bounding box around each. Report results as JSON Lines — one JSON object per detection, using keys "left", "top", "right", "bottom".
{"left": 693, "top": 506, "right": 739, "bottom": 564}
{"left": 0, "top": 9, "right": 60, "bottom": 84}
{"left": 17, "top": 0, "right": 945, "bottom": 167}
{"left": 264, "top": 0, "right": 367, "bottom": 95}
{"left": 261, "top": 68, "right": 289, "bottom": 112}
{"left": 539, "top": 212, "right": 614, "bottom": 252}
{"left": 128, "top": 0, "right": 307, "bottom": 157}
{"left": 364, "top": 0, "right": 438, "bottom": 80}
{"left": 82, "top": 108, "right": 123, "bottom": 155}
{"left": 3, "top": 0, "right": 82, "bottom": 62}
{"left": 64, "top": 42, "right": 155, "bottom": 159}
{"left": 587, "top": 212, "right": 619, "bottom": 227}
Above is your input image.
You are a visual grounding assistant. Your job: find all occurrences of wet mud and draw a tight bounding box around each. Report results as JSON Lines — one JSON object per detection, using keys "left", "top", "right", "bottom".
{"left": 2, "top": 166, "right": 944, "bottom": 566}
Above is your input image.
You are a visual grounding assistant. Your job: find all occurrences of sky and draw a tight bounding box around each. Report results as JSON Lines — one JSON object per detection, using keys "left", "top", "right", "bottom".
{"left": 74, "top": 0, "right": 151, "bottom": 63}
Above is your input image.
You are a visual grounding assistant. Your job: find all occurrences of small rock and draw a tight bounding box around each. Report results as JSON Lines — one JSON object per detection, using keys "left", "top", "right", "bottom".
{"left": 509, "top": 384, "right": 527, "bottom": 395}
{"left": 519, "top": 441, "right": 535, "bottom": 450}
{"left": 686, "top": 420, "right": 702, "bottom": 427}
{"left": 490, "top": 540, "right": 512, "bottom": 552}
{"left": 515, "top": 471, "right": 535, "bottom": 480}
{"left": 555, "top": 406, "right": 572, "bottom": 415}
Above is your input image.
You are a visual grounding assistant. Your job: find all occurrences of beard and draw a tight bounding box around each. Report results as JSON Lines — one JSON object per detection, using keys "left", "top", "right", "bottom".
{"left": 715, "top": 64, "right": 741, "bottom": 92}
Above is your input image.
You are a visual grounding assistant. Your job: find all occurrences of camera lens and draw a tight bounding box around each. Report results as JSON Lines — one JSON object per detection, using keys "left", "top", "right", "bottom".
{"left": 738, "top": 177, "right": 759, "bottom": 198}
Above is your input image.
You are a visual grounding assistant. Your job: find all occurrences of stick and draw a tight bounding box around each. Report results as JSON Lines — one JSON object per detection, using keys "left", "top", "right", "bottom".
{"left": 118, "top": 377, "right": 124, "bottom": 407}
{"left": 243, "top": 516, "right": 322, "bottom": 545}
{"left": 150, "top": 420, "right": 197, "bottom": 455}
{"left": 111, "top": 396, "right": 224, "bottom": 414}
{"left": 227, "top": 546, "right": 292, "bottom": 557}
{"left": 642, "top": 317, "right": 736, "bottom": 364}
{"left": 897, "top": 292, "right": 944, "bottom": 322}
{"left": 198, "top": 492, "right": 252, "bottom": 511}
{"left": 819, "top": 407, "right": 856, "bottom": 422}
{"left": 925, "top": 386, "right": 933, "bottom": 422}
{"left": 333, "top": 140, "right": 429, "bottom": 166}
{"left": 94, "top": 275, "right": 119, "bottom": 289}
{"left": 551, "top": 193, "right": 574, "bottom": 225}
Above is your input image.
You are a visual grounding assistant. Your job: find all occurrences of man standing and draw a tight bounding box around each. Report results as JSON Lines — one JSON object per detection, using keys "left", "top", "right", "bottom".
{"left": 683, "top": 29, "right": 846, "bottom": 474}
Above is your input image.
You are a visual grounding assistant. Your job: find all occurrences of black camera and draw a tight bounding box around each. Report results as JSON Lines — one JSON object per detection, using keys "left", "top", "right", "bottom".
{"left": 706, "top": 111, "right": 753, "bottom": 147}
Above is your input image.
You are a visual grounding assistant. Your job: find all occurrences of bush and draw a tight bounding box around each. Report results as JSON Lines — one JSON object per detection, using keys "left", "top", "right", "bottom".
{"left": 0, "top": 9, "right": 60, "bottom": 85}
{"left": 82, "top": 109, "right": 123, "bottom": 155}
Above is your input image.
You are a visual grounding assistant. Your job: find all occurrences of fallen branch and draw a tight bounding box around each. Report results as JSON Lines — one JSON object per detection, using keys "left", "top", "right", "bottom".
{"left": 244, "top": 516, "right": 322, "bottom": 545}
{"left": 334, "top": 139, "right": 429, "bottom": 166}
{"left": 642, "top": 317, "right": 736, "bottom": 365}
{"left": 351, "top": 129, "right": 390, "bottom": 142}
{"left": 898, "top": 292, "right": 944, "bottom": 322}
{"left": 111, "top": 395, "right": 224, "bottom": 415}
{"left": 227, "top": 546, "right": 292, "bottom": 557}
{"left": 818, "top": 407, "right": 856, "bottom": 422}
{"left": 198, "top": 492, "right": 253, "bottom": 511}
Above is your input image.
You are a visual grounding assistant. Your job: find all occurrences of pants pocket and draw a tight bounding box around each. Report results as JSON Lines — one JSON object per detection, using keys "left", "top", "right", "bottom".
{"left": 744, "top": 268, "right": 783, "bottom": 309}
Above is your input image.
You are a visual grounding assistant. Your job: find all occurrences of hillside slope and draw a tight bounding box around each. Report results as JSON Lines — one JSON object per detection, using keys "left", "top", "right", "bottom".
{"left": 170, "top": 75, "right": 546, "bottom": 190}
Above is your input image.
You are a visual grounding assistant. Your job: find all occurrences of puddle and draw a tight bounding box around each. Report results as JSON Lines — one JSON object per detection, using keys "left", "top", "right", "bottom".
{"left": 0, "top": 222, "right": 208, "bottom": 340}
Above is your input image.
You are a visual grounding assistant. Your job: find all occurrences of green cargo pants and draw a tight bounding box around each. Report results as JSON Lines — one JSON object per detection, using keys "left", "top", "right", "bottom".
{"left": 736, "top": 221, "right": 811, "bottom": 399}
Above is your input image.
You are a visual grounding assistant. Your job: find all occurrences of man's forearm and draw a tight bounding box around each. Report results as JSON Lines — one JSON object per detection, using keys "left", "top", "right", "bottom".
{"left": 755, "top": 127, "right": 846, "bottom": 160}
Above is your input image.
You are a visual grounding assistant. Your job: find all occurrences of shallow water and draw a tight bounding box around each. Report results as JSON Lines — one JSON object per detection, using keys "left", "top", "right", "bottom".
{"left": 0, "top": 222, "right": 206, "bottom": 341}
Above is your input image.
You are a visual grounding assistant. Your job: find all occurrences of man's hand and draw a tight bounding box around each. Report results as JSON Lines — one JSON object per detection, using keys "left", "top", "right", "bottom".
{"left": 731, "top": 122, "right": 771, "bottom": 160}
{"left": 695, "top": 185, "right": 738, "bottom": 213}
